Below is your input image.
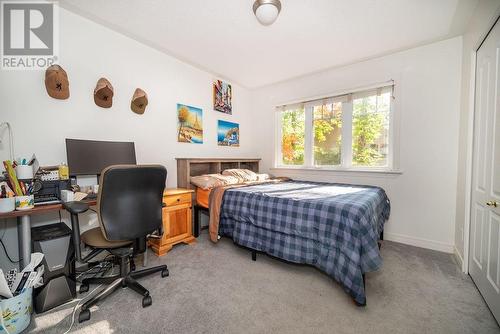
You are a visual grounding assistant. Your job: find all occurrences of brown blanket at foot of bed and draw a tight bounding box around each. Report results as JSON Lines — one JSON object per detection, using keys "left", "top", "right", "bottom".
{"left": 208, "top": 178, "right": 289, "bottom": 242}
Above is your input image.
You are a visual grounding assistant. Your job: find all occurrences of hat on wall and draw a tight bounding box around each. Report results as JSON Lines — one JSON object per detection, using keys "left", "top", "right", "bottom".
{"left": 94, "top": 78, "right": 114, "bottom": 108}
{"left": 45, "top": 65, "right": 70, "bottom": 99}
{"left": 130, "top": 88, "right": 148, "bottom": 114}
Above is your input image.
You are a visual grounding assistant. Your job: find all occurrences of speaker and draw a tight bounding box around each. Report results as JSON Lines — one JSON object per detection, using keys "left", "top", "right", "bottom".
{"left": 31, "top": 222, "right": 76, "bottom": 313}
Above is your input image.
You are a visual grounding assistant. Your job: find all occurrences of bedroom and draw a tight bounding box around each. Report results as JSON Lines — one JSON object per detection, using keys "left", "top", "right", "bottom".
{"left": 0, "top": 0, "right": 499, "bottom": 333}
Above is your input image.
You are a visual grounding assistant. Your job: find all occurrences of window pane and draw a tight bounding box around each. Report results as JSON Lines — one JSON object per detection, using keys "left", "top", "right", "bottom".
{"left": 313, "top": 102, "right": 342, "bottom": 166}
{"left": 281, "top": 107, "right": 305, "bottom": 165}
{"left": 352, "top": 91, "right": 390, "bottom": 167}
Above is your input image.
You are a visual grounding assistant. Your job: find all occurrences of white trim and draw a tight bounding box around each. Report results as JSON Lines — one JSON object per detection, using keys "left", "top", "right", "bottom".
{"left": 384, "top": 232, "right": 455, "bottom": 254}
{"left": 391, "top": 78, "right": 402, "bottom": 171}
{"left": 342, "top": 100, "right": 353, "bottom": 168}
{"left": 463, "top": 51, "right": 477, "bottom": 274}
{"left": 304, "top": 102, "right": 314, "bottom": 167}
{"left": 454, "top": 245, "right": 464, "bottom": 268}
{"left": 275, "top": 111, "right": 283, "bottom": 166}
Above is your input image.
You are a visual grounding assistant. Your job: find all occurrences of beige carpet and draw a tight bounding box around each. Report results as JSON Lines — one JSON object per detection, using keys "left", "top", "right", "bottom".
{"left": 27, "top": 232, "right": 499, "bottom": 333}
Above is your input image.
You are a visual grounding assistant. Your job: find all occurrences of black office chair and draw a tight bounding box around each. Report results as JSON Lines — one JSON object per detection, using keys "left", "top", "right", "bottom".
{"left": 64, "top": 165, "right": 168, "bottom": 323}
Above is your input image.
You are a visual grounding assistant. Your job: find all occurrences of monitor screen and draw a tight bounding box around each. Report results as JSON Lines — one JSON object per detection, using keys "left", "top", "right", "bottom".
{"left": 65, "top": 139, "right": 136, "bottom": 176}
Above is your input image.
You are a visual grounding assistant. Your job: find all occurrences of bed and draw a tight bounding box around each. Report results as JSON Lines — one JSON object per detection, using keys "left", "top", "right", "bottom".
{"left": 176, "top": 159, "right": 390, "bottom": 305}
{"left": 213, "top": 180, "right": 390, "bottom": 305}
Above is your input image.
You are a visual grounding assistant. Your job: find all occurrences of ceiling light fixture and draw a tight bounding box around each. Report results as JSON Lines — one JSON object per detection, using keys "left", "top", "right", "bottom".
{"left": 253, "top": 0, "right": 281, "bottom": 26}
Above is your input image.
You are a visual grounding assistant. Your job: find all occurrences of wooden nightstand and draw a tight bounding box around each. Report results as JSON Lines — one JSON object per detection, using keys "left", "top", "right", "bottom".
{"left": 149, "top": 188, "right": 196, "bottom": 256}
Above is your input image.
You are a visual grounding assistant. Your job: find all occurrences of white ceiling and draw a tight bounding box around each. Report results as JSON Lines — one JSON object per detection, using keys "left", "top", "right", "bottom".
{"left": 60, "top": 0, "right": 477, "bottom": 89}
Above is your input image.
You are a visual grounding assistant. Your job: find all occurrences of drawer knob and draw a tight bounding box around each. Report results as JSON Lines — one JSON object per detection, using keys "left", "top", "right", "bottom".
{"left": 177, "top": 198, "right": 180, "bottom": 202}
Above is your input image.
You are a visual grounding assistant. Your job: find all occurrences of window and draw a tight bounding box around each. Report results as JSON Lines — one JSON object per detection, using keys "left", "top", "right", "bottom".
{"left": 280, "top": 106, "right": 305, "bottom": 165}
{"left": 313, "top": 102, "right": 342, "bottom": 166}
{"left": 352, "top": 90, "right": 390, "bottom": 167}
{"left": 277, "top": 85, "right": 394, "bottom": 170}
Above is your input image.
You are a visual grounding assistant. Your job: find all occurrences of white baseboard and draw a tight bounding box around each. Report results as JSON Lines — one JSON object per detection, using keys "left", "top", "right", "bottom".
{"left": 384, "top": 232, "right": 454, "bottom": 253}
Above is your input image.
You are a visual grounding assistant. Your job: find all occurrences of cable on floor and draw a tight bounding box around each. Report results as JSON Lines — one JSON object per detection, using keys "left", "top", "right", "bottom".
{"left": 63, "top": 284, "right": 103, "bottom": 334}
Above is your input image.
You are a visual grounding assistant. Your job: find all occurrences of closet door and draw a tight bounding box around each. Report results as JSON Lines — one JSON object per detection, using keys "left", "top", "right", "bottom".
{"left": 469, "top": 17, "right": 500, "bottom": 323}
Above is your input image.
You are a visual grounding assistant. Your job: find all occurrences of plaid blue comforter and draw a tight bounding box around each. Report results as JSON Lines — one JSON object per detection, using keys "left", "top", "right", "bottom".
{"left": 218, "top": 180, "right": 390, "bottom": 305}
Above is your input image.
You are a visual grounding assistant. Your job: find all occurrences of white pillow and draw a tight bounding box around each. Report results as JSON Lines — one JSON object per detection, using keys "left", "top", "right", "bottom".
{"left": 222, "top": 169, "right": 258, "bottom": 182}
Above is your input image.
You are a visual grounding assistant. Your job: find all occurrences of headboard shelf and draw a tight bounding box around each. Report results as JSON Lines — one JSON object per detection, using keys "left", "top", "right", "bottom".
{"left": 176, "top": 158, "right": 261, "bottom": 189}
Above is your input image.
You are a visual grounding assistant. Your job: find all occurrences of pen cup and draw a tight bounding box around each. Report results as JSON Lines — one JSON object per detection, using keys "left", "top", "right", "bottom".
{"left": 0, "top": 287, "right": 33, "bottom": 334}
{"left": 15, "top": 165, "right": 34, "bottom": 180}
{"left": 0, "top": 197, "right": 15, "bottom": 213}
{"left": 15, "top": 195, "right": 34, "bottom": 211}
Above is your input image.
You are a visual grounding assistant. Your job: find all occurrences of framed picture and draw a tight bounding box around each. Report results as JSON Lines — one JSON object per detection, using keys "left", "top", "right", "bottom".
{"left": 213, "top": 80, "right": 232, "bottom": 114}
{"left": 177, "top": 103, "right": 203, "bottom": 144}
{"left": 217, "top": 120, "right": 239, "bottom": 147}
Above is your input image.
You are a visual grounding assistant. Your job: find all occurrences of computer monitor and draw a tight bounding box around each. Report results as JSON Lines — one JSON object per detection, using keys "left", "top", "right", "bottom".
{"left": 65, "top": 139, "right": 136, "bottom": 176}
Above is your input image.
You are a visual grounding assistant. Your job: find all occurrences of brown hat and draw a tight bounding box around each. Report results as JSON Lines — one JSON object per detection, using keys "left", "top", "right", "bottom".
{"left": 94, "top": 78, "right": 114, "bottom": 108}
{"left": 45, "top": 65, "right": 69, "bottom": 99}
{"left": 130, "top": 88, "right": 148, "bottom": 114}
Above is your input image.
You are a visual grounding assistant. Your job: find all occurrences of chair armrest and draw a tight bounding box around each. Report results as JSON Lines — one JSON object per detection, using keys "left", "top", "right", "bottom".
{"left": 62, "top": 201, "right": 89, "bottom": 263}
{"left": 63, "top": 201, "right": 89, "bottom": 215}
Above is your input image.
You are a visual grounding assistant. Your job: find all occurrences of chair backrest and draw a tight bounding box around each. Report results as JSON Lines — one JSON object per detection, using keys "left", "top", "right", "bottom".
{"left": 97, "top": 165, "right": 167, "bottom": 241}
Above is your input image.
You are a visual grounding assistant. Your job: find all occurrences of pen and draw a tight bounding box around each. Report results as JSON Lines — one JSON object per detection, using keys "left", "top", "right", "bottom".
{"left": 19, "top": 182, "right": 26, "bottom": 195}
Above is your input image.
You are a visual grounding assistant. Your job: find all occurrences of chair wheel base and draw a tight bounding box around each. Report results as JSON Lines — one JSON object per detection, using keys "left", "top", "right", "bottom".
{"left": 161, "top": 269, "right": 169, "bottom": 277}
{"left": 78, "top": 309, "right": 91, "bottom": 323}
{"left": 142, "top": 295, "right": 152, "bottom": 308}
{"left": 79, "top": 284, "right": 89, "bottom": 293}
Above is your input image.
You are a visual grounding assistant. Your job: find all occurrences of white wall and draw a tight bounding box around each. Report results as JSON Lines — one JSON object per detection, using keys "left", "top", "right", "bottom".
{"left": 0, "top": 9, "right": 258, "bottom": 269}
{"left": 454, "top": 0, "right": 500, "bottom": 266}
{"left": 0, "top": 6, "right": 469, "bottom": 271}
{"left": 252, "top": 37, "right": 463, "bottom": 253}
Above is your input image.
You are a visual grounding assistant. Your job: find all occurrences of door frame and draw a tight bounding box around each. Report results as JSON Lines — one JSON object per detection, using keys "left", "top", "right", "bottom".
{"left": 464, "top": 13, "right": 500, "bottom": 273}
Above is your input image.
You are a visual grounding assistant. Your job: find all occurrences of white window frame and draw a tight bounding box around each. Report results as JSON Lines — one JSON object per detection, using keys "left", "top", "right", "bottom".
{"left": 275, "top": 81, "right": 400, "bottom": 173}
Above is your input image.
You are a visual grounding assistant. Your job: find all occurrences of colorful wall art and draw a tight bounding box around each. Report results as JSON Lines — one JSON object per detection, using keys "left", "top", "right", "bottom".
{"left": 213, "top": 80, "right": 232, "bottom": 114}
{"left": 177, "top": 103, "right": 203, "bottom": 144}
{"left": 217, "top": 120, "right": 239, "bottom": 147}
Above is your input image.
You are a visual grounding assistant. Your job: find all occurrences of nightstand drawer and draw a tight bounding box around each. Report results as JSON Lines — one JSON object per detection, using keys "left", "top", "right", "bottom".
{"left": 163, "top": 193, "right": 191, "bottom": 207}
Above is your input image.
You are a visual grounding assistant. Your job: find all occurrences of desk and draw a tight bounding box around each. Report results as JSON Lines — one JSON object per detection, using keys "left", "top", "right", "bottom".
{"left": 0, "top": 200, "right": 97, "bottom": 269}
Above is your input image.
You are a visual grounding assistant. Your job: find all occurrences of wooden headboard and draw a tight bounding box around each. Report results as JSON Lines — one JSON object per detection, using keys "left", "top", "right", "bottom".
{"left": 176, "top": 158, "right": 261, "bottom": 189}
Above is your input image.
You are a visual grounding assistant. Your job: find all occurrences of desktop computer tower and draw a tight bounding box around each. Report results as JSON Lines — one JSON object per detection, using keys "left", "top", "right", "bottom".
{"left": 31, "top": 222, "right": 76, "bottom": 313}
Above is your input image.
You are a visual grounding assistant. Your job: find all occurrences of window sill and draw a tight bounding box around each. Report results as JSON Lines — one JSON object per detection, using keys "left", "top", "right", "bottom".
{"left": 271, "top": 166, "right": 403, "bottom": 176}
